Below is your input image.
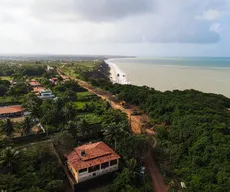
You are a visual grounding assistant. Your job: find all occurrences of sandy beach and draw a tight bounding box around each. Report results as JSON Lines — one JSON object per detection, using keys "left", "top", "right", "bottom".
{"left": 105, "top": 60, "right": 129, "bottom": 84}
{"left": 105, "top": 58, "right": 230, "bottom": 98}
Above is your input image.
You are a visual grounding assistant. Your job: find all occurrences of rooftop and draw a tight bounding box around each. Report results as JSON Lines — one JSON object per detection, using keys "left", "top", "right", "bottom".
{"left": 33, "top": 87, "right": 45, "bottom": 93}
{"left": 67, "top": 142, "right": 120, "bottom": 171}
{"left": 29, "top": 81, "right": 41, "bottom": 86}
{"left": 0, "top": 105, "right": 23, "bottom": 115}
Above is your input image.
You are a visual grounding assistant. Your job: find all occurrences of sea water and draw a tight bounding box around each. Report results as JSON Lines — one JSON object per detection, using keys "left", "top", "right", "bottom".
{"left": 106, "top": 57, "right": 230, "bottom": 98}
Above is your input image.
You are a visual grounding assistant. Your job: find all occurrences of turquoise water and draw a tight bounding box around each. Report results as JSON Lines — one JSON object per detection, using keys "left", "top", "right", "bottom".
{"left": 107, "top": 57, "right": 230, "bottom": 97}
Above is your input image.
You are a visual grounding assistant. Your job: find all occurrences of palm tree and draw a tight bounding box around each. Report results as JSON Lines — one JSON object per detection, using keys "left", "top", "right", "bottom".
{"left": 64, "top": 120, "right": 79, "bottom": 137}
{"left": 62, "top": 103, "right": 76, "bottom": 121}
{"left": 126, "top": 158, "right": 138, "bottom": 178}
{"left": 0, "top": 147, "right": 20, "bottom": 173}
{"left": 3, "top": 119, "right": 14, "bottom": 136}
{"left": 103, "top": 122, "right": 127, "bottom": 150}
{"left": 22, "top": 116, "right": 32, "bottom": 136}
{"left": 77, "top": 119, "right": 90, "bottom": 135}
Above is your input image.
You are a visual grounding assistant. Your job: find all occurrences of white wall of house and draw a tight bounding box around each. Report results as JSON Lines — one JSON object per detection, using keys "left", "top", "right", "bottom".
{"left": 77, "top": 159, "right": 119, "bottom": 183}
{"left": 38, "top": 91, "right": 55, "bottom": 99}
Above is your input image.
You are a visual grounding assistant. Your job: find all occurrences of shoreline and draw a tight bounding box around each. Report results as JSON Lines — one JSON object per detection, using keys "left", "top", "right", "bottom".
{"left": 104, "top": 59, "right": 129, "bottom": 84}
{"left": 104, "top": 58, "right": 230, "bottom": 98}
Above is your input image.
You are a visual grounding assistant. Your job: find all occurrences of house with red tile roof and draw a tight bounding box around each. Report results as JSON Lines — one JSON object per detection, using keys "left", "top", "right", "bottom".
{"left": 67, "top": 141, "right": 120, "bottom": 183}
{"left": 0, "top": 105, "right": 23, "bottom": 118}
{"left": 29, "top": 81, "right": 41, "bottom": 87}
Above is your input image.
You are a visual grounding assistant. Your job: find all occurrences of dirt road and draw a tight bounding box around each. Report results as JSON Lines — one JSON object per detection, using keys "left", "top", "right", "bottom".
{"left": 58, "top": 71, "right": 168, "bottom": 192}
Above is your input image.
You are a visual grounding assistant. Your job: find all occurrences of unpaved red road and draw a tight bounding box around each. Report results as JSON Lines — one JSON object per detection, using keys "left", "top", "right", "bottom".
{"left": 58, "top": 70, "right": 168, "bottom": 192}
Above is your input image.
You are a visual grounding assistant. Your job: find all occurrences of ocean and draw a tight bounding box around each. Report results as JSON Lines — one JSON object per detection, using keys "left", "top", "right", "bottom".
{"left": 106, "top": 57, "right": 230, "bottom": 98}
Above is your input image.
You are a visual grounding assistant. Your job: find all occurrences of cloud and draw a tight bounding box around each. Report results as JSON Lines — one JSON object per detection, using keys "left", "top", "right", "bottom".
{"left": 196, "top": 9, "right": 220, "bottom": 20}
{"left": 32, "top": 0, "right": 154, "bottom": 22}
{"left": 0, "top": 0, "right": 229, "bottom": 55}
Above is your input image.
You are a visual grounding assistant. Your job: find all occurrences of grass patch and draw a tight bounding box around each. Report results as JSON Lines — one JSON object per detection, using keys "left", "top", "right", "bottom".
{"left": 0, "top": 76, "right": 12, "bottom": 81}
{"left": 73, "top": 101, "right": 92, "bottom": 109}
{"left": 77, "top": 91, "right": 95, "bottom": 101}
{"left": 77, "top": 113, "right": 102, "bottom": 124}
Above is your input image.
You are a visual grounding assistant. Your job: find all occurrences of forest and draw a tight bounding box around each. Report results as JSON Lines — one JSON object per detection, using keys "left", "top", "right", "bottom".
{"left": 93, "top": 79, "right": 230, "bottom": 192}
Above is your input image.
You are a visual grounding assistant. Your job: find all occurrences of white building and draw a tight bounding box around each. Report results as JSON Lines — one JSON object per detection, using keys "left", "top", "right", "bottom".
{"left": 37, "top": 89, "right": 55, "bottom": 99}
{"left": 67, "top": 141, "right": 120, "bottom": 183}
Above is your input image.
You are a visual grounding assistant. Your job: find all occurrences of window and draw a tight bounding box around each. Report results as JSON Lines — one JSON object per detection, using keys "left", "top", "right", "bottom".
{"left": 110, "top": 159, "right": 117, "bottom": 166}
{"left": 101, "top": 162, "right": 109, "bottom": 169}
{"left": 88, "top": 165, "right": 100, "bottom": 173}
{"left": 79, "top": 168, "right": 87, "bottom": 174}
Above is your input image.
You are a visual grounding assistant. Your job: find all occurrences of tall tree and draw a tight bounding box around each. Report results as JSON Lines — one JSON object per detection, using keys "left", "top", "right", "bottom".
{"left": 23, "top": 116, "right": 32, "bottom": 136}
{"left": 103, "top": 122, "right": 128, "bottom": 150}
{"left": 62, "top": 103, "right": 76, "bottom": 122}
{"left": 3, "top": 119, "right": 14, "bottom": 136}
{"left": 0, "top": 147, "right": 20, "bottom": 173}
{"left": 77, "top": 119, "right": 90, "bottom": 135}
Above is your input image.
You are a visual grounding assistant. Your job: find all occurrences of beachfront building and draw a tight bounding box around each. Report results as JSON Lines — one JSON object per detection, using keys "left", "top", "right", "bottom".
{"left": 67, "top": 141, "right": 120, "bottom": 183}
{"left": 0, "top": 105, "right": 24, "bottom": 118}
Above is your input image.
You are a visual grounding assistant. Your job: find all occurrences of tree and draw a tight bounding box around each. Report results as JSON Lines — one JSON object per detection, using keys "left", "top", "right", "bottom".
{"left": 51, "top": 131, "right": 76, "bottom": 155}
{"left": 64, "top": 120, "right": 80, "bottom": 137}
{"left": 22, "top": 93, "right": 42, "bottom": 118}
{"left": 22, "top": 116, "right": 33, "bottom": 136}
{"left": 3, "top": 119, "right": 14, "bottom": 136}
{"left": 77, "top": 119, "right": 91, "bottom": 135}
{"left": 45, "top": 180, "right": 63, "bottom": 192}
{"left": 103, "top": 122, "right": 128, "bottom": 149}
{"left": 62, "top": 103, "right": 76, "bottom": 122}
{"left": 0, "top": 147, "right": 20, "bottom": 173}
{"left": 0, "top": 173, "right": 19, "bottom": 191}
{"left": 0, "top": 84, "right": 9, "bottom": 96}
{"left": 112, "top": 168, "right": 139, "bottom": 192}
{"left": 126, "top": 159, "right": 138, "bottom": 175}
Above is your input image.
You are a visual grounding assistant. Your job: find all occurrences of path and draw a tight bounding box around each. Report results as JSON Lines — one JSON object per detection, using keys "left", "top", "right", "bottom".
{"left": 58, "top": 70, "right": 168, "bottom": 192}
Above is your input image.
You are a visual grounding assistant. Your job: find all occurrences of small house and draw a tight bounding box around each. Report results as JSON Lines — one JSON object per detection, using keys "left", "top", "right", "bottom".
{"left": 0, "top": 105, "right": 23, "bottom": 118}
{"left": 67, "top": 142, "right": 120, "bottom": 183}
{"left": 29, "top": 81, "right": 41, "bottom": 87}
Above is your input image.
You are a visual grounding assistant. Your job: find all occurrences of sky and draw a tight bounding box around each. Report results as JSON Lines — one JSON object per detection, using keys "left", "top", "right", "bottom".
{"left": 0, "top": 0, "right": 230, "bottom": 57}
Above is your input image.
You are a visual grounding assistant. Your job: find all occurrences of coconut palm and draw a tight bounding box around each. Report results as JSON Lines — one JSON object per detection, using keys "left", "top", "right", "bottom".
{"left": 62, "top": 103, "right": 76, "bottom": 121}
{"left": 126, "top": 158, "right": 138, "bottom": 178}
{"left": 103, "top": 122, "right": 127, "bottom": 150}
{"left": 0, "top": 147, "right": 20, "bottom": 173}
{"left": 22, "top": 116, "right": 32, "bottom": 136}
{"left": 3, "top": 119, "right": 14, "bottom": 136}
{"left": 64, "top": 120, "right": 79, "bottom": 137}
{"left": 77, "top": 119, "right": 90, "bottom": 135}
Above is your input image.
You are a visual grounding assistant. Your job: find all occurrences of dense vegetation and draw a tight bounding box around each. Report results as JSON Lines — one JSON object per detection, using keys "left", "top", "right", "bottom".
{"left": 0, "top": 61, "right": 153, "bottom": 192}
{"left": 0, "top": 144, "right": 65, "bottom": 192}
{"left": 91, "top": 78, "right": 230, "bottom": 191}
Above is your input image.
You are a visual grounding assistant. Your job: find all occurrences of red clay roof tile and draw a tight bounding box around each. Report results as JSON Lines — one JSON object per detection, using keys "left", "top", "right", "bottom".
{"left": 67, "top": 142, "right": 120, "bottom": 170}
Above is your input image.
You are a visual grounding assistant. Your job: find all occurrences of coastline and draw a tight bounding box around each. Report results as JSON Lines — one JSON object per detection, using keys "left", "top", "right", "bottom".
{"left": 104, "top": 58, "right": 230, "bottom": 98}
{"left": 104, "top": 59, "right": 129, "bottom": 84}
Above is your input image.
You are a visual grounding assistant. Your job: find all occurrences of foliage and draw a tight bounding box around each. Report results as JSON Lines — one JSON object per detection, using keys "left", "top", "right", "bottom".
{"left": 0, "top": 173, "right": 20, "bottom": 191}
{"left": 22, "top": 116, "right": 33, "bottom": 136}
{"left": 0, "top": 146, "right": 20, "bottom": 173}
{"left": 100, "top": 83, "right": 230, "bottom": 191}
{"left": 112, "top": 168, "right": 139, "bottom": 192}
{"left": 45, "top": 180, "right": 63, "bottom": 192}
{"left": 8, "top": 82, "right": 30, "bottom": 96}
{"left": 2, "top": 119, "right": 14, "bottom": 136}
{"left": 51, "top": 131, "right": 76, "bottom": 155}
